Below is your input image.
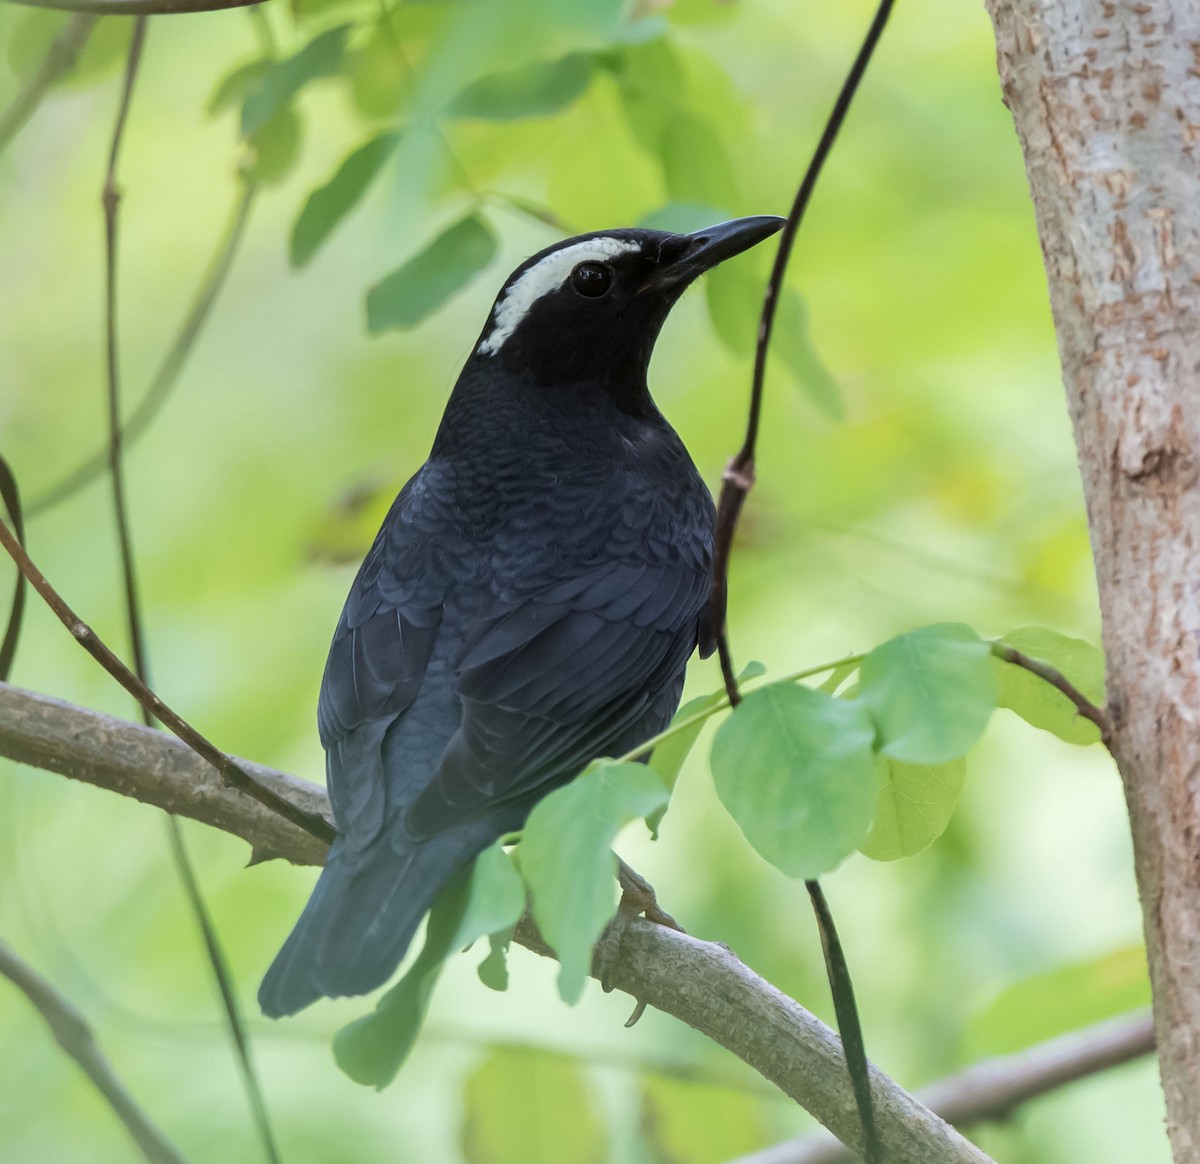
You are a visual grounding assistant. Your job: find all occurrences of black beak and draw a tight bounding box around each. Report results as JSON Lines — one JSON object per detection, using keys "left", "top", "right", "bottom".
{"left": 650, "top": 215, "right": 785, "bottom": 289}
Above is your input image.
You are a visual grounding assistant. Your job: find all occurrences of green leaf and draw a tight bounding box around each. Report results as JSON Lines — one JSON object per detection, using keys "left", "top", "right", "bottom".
{"left": 710, "top": 683, "right": 877, "bottom": 878}
{"left": 477, "top": 925, "right": 515, "bottom": 992}
{"left": 859, "top": 623, "right": 996, "bottom": 764}
{"left": 208, "top": 58, "right": 272, "bottom": 116}
{"left": 994, "top": 625, "right": 1105, "bottom": 746}
{"left": 291, "top": 130, "right": 402, "bottom": 267}
{"left": 462, "top": 1047, "right": 605, "bottom": 1164}
{"left": 448, "top": 53, "right": 595, "bottom": 121}
{"left": 333, "top": 842, "right": 524, "bottom": 1088}
{"left": 660, "top": 111, "right": 738, "bottom": 208}
{"left": 774, "top": 290, "right": 844, "bottom": 420}
{"left": 639, "top": 203, "right": 731, "bottom": 235}
{"left": 244, "top": 106, "right": 302, "bottom": 186}
{"left": 704, "top": 263, "right": 760, "bottom": 357}
{"left": 967, "top": 945, "right": 1150, "bottom": 1057}
{"left": 366, "top": 215, "right": 498, "bottom": 333}
{"left": 519, "top": 760, "right": 668, "bottom": 1004}
{"left": 859, "top": 756, "right": 966, "bottom": 861}
{"left": 640, "top": 1076, "right": 767, "bottom": 1164}
{"left": 645, "top": 661, "right": 764, "bottom": 837}
{"left": 241, "top": 24, "right": 351, "bottom": 137}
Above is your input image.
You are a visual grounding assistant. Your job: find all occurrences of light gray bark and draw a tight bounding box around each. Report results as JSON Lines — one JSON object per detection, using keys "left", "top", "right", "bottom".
{"left": 981, "top": 2, "right": 1200, "bottom": 1158}
{"left": 0, "top": 680, "right": 993, "bottom": 1164}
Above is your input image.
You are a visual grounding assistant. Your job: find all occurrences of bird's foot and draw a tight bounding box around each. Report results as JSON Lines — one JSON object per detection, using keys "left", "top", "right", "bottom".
{"left": 616, "top": 858, "right": 685, "bottom": 933}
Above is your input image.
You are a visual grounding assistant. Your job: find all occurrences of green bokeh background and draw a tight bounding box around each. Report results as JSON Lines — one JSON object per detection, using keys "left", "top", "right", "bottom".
{"left": 0, "top": 1, "right": 1165, "bottom": 1161}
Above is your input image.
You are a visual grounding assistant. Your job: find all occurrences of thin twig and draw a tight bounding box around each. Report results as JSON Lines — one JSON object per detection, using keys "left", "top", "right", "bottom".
{"left": 0, "top": 13, "right": 98, "bottom": 156}
{"left": 0, "top": 517, "right": 335, "bottom": 844}
{"left": 990, "top": 642, "right": 1111, "bottom": 744}
{"left": 99, "top": 28, "right": 282, "bottom": 1163}
{"left": 0, "top": 937, "right": 186, "bottom": 1164}
{"left": 709, "top": 0, "right": 897, "bottom": 671}
{"left": 731, "top": 1009, "right": 1155, "bottom": 1164}
{"left": 29, "top": 178, "right": 259, "bottom": 518}
{"left": 9, "top": 0, "right": 262, "bottom": 14}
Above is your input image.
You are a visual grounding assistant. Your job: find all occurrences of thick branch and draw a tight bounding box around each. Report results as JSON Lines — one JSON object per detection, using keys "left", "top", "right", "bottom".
{"left": 981, "top": 2, "right": 1200, "bottom": 1157}
{"left": 0, "top": 681, "right": 994, "bottom": 1164}
{"left": 0, "top": 683, "right": 330, "bottom": 866}
{"left": 735, "top": 1009, "right": 1155, "bottom": 1164}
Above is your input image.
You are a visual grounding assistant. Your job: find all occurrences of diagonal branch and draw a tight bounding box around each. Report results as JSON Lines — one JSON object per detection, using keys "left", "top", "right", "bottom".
{"left": 0, "top": 13, "right": 98, "bottom": 156}
{"left": 731, "top": 1009, "right": 1155, "bottom": 1164}
{"left": 0, "top": 937, "right": 186, "bottom": 1164}
{"left": 0, "top": 517, "right": 334, "bottom": 845}
{"left": 0, "top": 679, "right": 995, "bottom": 1164}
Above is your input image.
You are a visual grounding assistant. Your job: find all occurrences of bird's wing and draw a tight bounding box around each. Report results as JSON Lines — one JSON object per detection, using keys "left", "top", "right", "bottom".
{"left": 404, "top": 553, "right": 710, "bottom": 839}
{"left": 317, "top": 476, "right": 447, "bottom": 847}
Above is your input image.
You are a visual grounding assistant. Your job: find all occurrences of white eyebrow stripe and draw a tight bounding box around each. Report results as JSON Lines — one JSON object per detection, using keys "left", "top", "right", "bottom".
{"left": 477, "top": 236, "right": 641, "bottom": 356}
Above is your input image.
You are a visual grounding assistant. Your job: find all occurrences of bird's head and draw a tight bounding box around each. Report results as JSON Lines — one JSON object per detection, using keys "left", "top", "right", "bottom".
{"left": 470, "top": 216, "right": 784, "bottom": 407}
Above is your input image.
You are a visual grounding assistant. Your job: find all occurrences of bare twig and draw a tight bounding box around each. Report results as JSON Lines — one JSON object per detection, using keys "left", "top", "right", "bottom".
{"left": 731, "top": 1009, "right": 1155, "bottom": 1164}
{"left": 705, "top": 8, "right": 898, "bottom": 1160}
{"left": 0, "top": 13, "right": 97, "bottom": 156}
{"left": 709, "top": 0, "right": 897, "bottom": 680}
{"left": 99, "top": 28, "right": 281, "bottom": 1162}
{"left": 990, "top": 642, "right": 1111, "bottom": 744}
{"left": 0, "top": 937, "right": 186, "bottom": 1164}
{"left": 0, "top": 518, "right": 335, "bottom": 845}
{"left": 0, "top": 680, "right": 994, "bottom": 1163}
{"left": 9, "top": 0, "right": 262, "bottom": 14}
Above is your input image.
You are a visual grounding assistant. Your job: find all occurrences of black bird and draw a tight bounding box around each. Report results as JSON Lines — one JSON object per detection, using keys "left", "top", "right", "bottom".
{"left": 259, "top": 215, "right": 784, "bottom": 1017}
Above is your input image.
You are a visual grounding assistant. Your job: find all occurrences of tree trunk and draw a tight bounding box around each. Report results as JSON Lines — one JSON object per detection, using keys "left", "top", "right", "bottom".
{"left": 981, "top": 1, "right": 1200, "bottom": 1157}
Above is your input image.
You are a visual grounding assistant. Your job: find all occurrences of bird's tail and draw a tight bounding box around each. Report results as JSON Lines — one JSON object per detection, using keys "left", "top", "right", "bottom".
{"left": 258, "top": 822, "right": 496, "bottom": 1018}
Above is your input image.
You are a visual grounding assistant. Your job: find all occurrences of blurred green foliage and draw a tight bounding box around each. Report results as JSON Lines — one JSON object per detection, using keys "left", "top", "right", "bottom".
{"left": 0, "top": 0, "right": 1166, "bottom": 1162}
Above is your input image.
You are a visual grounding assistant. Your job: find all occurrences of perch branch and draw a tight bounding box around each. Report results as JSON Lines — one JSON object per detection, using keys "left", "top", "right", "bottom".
{"left": 0, "top": 680, "right": 994, "bottom": 1164}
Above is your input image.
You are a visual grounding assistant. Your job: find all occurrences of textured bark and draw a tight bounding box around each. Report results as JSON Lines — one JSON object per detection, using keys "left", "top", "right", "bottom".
{"left": 981, "top": 2, "right": 1200, "bottom": 1157}
{"left": 0, "top": 681, "right": 995, "bottom": 1164}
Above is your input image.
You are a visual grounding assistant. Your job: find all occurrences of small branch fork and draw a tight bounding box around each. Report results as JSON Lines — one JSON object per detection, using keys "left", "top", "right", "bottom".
{"left": 0, "top": 517, "right": 335, "bottom": 845}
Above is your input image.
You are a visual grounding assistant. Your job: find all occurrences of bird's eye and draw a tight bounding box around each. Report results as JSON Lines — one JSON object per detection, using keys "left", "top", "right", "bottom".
{"left": 571, "top": 262, "right": 612, "bottom": 298}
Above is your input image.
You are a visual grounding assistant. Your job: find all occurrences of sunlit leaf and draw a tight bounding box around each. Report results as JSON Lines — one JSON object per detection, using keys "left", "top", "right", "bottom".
{"left": 241, "top": 24, "right": 351, "bottom": 137}
{"left": 333, "top": 843, "right": 524, "bottom": 1088}
{"left": 967, "top": 945, "right": 1151, "bottom": 1057}
{"left": 291, "top": 130, "right": 402, "bottom": 267}
{"left": 449, "top": 53, "right": 595, "bottom": 121}
{"left": 859, "top": 756, "right": 966, "bottom": 861}
{"left": 994, "top": 625, "right": 1105, "bottom": 746}
{"left": 859, "top": 623, "right": 996, "bottom": 764}
{"left": 519, "top": 759, "right": 668, "bottom": 1004}
{"left": 366, "top": 214, "right": 498, "bottom": 333}
{"left": 641, "top": 1076, "right": 768, "bottom": 1164}
{"left": 244, "top": 106, "right": 302, "bottom": 185}
{"left": 462, "top": 1047, "right": 605, "bottom": 1164}
{"left": 711, "top": 683, "right": 877, "bottom": 878}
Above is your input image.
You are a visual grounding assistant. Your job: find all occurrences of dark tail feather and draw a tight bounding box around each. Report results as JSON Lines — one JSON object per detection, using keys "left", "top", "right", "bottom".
{"left": 258, "top": 823, "right": 496, "bottom": 1018}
